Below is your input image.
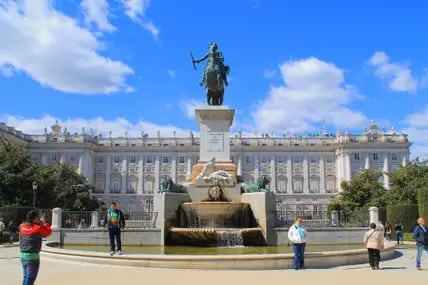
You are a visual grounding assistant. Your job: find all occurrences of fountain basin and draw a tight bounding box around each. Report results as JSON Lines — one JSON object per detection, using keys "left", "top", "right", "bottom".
{"left": 169, "top": 227, "right": 266, "bottom": 246}
{"left": 42, "top": 241, "right": 397, "bottom": 270}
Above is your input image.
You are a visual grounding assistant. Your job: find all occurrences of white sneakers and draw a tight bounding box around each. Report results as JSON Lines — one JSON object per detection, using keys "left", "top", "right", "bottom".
{"left": 109, "top": 250, "right": 123, "bottom": 256}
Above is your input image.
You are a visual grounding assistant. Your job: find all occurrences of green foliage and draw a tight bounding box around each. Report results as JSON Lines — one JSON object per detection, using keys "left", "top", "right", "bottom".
{"left": 386, "top": 162, "right": 428, "bottom": 205}
{"left": 386, "top": 205, "right": 419, "bottom": 232}
{"left": 0, "top": 139, "right": 99, "bottom": 210}
{"left": 417, "top": 186, "right": 428, "bottom": 219}
{"left": 337, "top": 169, "right": 387, "bottom": 211}
{"left": 0, "top": 140, "right": 37, "bottom": 206}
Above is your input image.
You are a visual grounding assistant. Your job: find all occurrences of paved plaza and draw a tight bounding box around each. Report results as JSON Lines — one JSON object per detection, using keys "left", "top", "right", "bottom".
{"left": 1, "top": 244, "right": 427, "bottom": 285}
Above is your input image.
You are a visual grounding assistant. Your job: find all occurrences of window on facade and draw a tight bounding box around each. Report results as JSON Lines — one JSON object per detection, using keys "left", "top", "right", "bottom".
{"left": 245, "top": 156, "right": 252, "bottom": 164}
{"left": 130, "top": 156, "right": 136, "bottom": 164}
{"left": 309, "top": 177, "right": 320, "bottom": 193}
{"left": 391, "top": 154, "right": 397, "bottom": 161}
{"left": 310, "top": 156, "right": 317, "bottom": 163}
{"left": 179, "top": 156, "right": 185, "bottom": 164}
{"left": 326, "top": 177, "right": 336, "bottom": 193}
{"left": 97, "top": 156, "right": 104, "bottom": 164}
{"left": 96, "top": 180, "right": 104, "bottom": 192}
{"left": 162, "top": 156, "right": 169, "bottom": 164}
{"left": 115, "top": 144, "right": 120, "bottom": 147}
{"left": 261, "top": 156, "right": 268, "bottom": 164}
{"left": 113, "top": 156, "right": 120, "bottom": 164}
{"left": 277, "top": 156, "right": 286, "bottom": 164}
{"left": 354, "top": 153, "right": 360, "bottom": 160}
{"left": 373, "top": 153, "right": 379, "bottom": 161}
{"left": 69, "top": 153, "right": 76, "bottom": 162}
{"left": 52, "top": 137, "right": 57, "bottom": 142}
{"left": 293, "top": 176, "right": 303, "bottom": 193}
{"left": 50, "top": 153, "right": 57, "bottom": 161}
{"left": 276, "top": 176, "right": 287, "bottom": 193}
{"left": 293, "top": 156, "right": 302, "bottom": 163}
{"left": 326, "top": 156, "right": 333, "bottom": 163}
{"left": 112, "top": 180, "right": 120, "bottom": 193}
{"left": 145, "top": 156, "right": 153, "bottom": 164}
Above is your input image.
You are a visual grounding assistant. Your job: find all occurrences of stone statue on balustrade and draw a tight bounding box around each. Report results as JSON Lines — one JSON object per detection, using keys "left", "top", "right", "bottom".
{"left": 191, "top": 42, "right": 230, "bottom": 106}
{"left": 159, "top": 177, "right": 186, "bottom": 193}
{"left": 243, "top": 175, "right": 271, "bottom": 193}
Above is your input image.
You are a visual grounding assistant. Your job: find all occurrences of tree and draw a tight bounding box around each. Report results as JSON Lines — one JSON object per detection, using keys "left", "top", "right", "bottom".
{"left": 0, "top": 139, "right": 37, "bottom": 206}
{"left": 337, "top": 169, "right": 386, "bottom": 211}
{"left": 386, "top": 161, "right": 428, "bottom": 206}
{"left": 0, "top": 139, "right": 99, "bottom": 210}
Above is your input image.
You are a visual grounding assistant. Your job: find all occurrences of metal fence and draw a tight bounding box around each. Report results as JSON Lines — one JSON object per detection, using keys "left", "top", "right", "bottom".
{"left": 62, "top": 211, "right": 158, "bottom": 229}
{"left": 274, "top": 209, "right": 369, "bottom": 228}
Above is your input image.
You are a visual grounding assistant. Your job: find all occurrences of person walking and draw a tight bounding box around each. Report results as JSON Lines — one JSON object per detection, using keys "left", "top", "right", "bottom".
{"left": 363, "top": 223, "right": 384, "bottom": 270}
{"left": 8, "top": 219, "right": 18, "bottom": 244}
{"left": 384, "top": 222, "right": 392, "bottom": 242}
{"left": 19, "top": 210, "right": 52, "bottom": 285}
{"left": 394, "top": 221, "right": 403, "bottom": 244}
{"left": 288, "top": 218, "right": 308, "bottom": 270}
{"left": 104, "top": 202, "right": 125, "bottom": 256}
{"left": 413, "top": 217, "right": 428, "bottom": 271}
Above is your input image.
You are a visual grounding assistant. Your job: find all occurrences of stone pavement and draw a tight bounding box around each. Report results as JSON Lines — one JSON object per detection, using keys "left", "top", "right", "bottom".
{"left": 0, "top": 243, "right": 426, "bottom": 285}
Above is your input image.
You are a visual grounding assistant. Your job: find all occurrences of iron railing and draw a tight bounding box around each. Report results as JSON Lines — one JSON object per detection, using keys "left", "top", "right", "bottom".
{"left": 274, "top": 209, "right": 369, "bottom": 228}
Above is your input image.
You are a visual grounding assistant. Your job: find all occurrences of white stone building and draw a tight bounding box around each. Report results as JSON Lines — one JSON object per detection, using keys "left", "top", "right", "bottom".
{"left": 0, "top": 121, "right": 411, "bottom": 213}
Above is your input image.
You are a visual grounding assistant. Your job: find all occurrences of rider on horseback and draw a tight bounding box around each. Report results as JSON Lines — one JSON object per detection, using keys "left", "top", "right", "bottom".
{"left": 192, "top": 42, "right": 229, "bottom": 87}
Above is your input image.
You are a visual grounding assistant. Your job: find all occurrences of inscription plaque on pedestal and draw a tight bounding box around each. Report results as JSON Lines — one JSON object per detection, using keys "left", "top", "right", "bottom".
{"left": 207, "top": 132, "right": 224, "bottom": 152}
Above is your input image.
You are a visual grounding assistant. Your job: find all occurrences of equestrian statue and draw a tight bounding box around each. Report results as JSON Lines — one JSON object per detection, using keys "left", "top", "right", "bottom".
{"left": 191, "top": 42, "right": 230, "bottom": 106}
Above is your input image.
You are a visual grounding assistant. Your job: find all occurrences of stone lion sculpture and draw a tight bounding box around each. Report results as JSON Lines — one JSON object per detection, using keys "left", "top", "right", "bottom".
{"left": 243, "top": 175, "right": 271, "bottom": 193}
{"left": 159, "top": 177, "right": 186, "bottom": 193}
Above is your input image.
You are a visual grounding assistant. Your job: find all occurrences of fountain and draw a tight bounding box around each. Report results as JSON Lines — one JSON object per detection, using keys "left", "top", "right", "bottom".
{"left": 153, "top": 105, "right": 274, "bottom": 247}
{"left": 169, "top": 202, "right": 265, "bottom": 246}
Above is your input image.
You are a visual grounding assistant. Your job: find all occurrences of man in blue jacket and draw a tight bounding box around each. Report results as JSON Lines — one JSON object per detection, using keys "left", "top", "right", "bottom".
{"left": 413, "top": 217, "right": 428, "bottom": 271}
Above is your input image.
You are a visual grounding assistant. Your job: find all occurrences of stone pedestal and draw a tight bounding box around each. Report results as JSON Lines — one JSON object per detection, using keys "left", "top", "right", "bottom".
{"left": 369, "top": 206, "right": 379, "bottom": 226}
{"left": 195, "top": 106, "right": 235, "bottom": 162}
{"left": 241, "top": 192, "right": 277, "bottom": 245}
{"left": 51, "top": 207, "right": 62, "bottom": 229}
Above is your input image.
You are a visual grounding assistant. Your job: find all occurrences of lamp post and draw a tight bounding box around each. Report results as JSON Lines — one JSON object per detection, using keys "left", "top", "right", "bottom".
{"left": 32, "top": 181, "right": 38, "bottom": 208}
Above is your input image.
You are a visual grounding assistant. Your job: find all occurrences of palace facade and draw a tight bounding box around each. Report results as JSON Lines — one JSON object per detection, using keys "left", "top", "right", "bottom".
{"left": 0, "top": 121, "right": 411, "bottom": 213}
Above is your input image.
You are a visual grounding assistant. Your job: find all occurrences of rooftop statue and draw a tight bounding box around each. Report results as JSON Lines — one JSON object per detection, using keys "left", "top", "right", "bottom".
{"left": 191, "top": 42, "right": 230, "bottom": 106}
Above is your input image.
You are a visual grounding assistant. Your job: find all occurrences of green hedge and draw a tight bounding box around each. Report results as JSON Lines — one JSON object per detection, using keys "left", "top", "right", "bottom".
{"left": 386, "top": 205, "right": 419, "bottom": 233}
{"left": 418, "top": 187, "right": 428, "bottom": 220}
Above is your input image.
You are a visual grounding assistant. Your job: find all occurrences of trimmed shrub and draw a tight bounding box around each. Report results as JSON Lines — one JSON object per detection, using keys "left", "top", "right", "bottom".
{"left": 386, "top": 205, "right": 419, "bottom": 233}
{"left": 418, "top": 187, "right": 428, "bottom": 220}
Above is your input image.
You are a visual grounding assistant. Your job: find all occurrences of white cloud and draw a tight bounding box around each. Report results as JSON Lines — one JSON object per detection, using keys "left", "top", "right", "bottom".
{"left": 167, "top": 69, "right": 176, "bottom": 78}
{"left": 0, "top": 114, "right": 192, "bottom": 138}
{"left": 179, "top": 99, "right": 205, "bottom": 119}
{"left": 402, "top": 107, "right": 428, "bottom": 159}
{"left": 420, "top": 68, "right": 428, "bottom": 89}
{"left": 80, "top": 0, "right": 116, "bottom": 33}
{"left": 253, "top": 57, "right": 366, "bottom": 133}
{"left": 122, "top": 0, "right": 159, "bottom": 38}
{"left": 0, "top": 0, "right": 133, "bottom": 94}
{"left": 368, "top": 51, "right": 418, "bottom": 92}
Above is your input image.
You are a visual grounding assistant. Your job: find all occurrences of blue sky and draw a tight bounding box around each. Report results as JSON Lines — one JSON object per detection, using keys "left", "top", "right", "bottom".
{"left": 1, "top": 0, "right": 428, "bottom": 157}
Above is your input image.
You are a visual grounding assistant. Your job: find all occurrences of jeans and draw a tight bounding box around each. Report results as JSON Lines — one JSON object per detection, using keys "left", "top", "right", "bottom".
{"left": 385, "top": 234, "right": 391, "bottom": 241}
{"left": 395, "top": 231, "right": 403, "bottom": 244}
{"left": 292, "top": 243, "right": 305, "bottom": 269}
{"left": 21, "top": 258, "right": 40, "bottom": 285}
{"left": 108, "top": 227, "right": 122, "bottom": 252}
{"left": 416, "top": 245, "right": 428, "bottom": 268}
{"left": 367, "top": 248, "right": 380, "bottom": 268}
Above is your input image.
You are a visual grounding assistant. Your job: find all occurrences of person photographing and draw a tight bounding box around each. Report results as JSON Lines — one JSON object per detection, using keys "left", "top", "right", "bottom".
{"left": 19, "top": 210, "right": 52, "bottom": 285}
